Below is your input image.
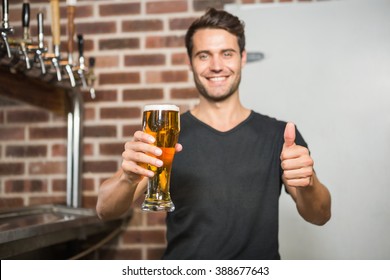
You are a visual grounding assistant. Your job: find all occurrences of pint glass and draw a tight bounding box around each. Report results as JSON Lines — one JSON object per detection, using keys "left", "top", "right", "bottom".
{"left": 141, "top": 104, "right": 180, "bottom": 212}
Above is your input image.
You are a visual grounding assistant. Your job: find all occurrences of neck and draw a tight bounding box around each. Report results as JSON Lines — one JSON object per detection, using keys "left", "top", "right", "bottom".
{"left": 191, "top": 95, "right": 251, "bottom": 132}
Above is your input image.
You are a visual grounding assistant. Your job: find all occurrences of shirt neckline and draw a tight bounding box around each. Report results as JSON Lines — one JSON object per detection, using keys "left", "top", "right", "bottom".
{"left": 186, "top": 110, "right": 255, "bottom": 135}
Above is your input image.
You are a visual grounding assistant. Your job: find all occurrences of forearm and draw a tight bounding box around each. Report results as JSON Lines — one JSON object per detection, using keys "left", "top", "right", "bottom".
{"left": 286, "top": 173, "right": 331, "bottom": 225}
{"left": 96, "top": 170, "right": 144, "bottom": 221}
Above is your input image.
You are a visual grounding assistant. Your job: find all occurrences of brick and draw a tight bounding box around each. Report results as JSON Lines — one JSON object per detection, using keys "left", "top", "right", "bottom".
{"left": 0, "top": 198, "right": 24, "bottom": 210}
{"left": 84, "top": 89, "right": 118, "bottom": 103}
{"left": 94, "top": 55, "right": 120, "bottom": 68}
{"left": 6, "top": 145, "right": 47, "bottom": 157}
{"left": 146, "top": 35, "right": 185, "bottom": 48}
{"left": 82, "top": 195, "right": 97, "bottom": 209}
{"left": 29, "top": 196, "right": 66, "bottom": 206}
{"left": 172, "top": 52, "right": 189, "bottom": 65}
{"left": 100, "top": 107, "right": 141, "bottom": 119}
{"left": 123, "top": 88, "right": 164, "bottom": 101}
{"left": 99, "top": 38, "right": 139, "bottom": 50}
{"left": 52, "top": 179, "right": 66, "bottom": 192}
{"left": 83, "top": 160, "right": 118, "bottom": 173}
{"left": 124, "top": 54, "right": 165, "bottom": 67}
{"left": 83, "top": 143, "right": 94, "bottom": 156}
{"left": 171, "top": 87, "right": 199, "bottom": 99}
{"left": 99, "top": 143, "right": 125, "bottom": 156}
{"left": 123, "top": 229, "right": 166, "bottom": 244}
{"left": 99, "top": 72, "right": 140, "bottom": 85}
{"left": 83, "top": 108, "right": 96, "bottom": 121}
{"left": 147, "top": 247, "right": 166, "bottom": 260}
{"left": 0, "top": 163, "right": 24, "bottom": 175}
{"left": 0, "top": 127, "right": 25, "bottom": 141}
{"left": 7, "top": 110, "right": 49, "bottom": 123}
{"left": 122, "top": 20, "right": 163, "bottom": 32}
{"left": 146, "top": 70, "right": 188, "bottom": 83}
{"left": 5, "top": 179, "right": 47, "bottom": 193}
{"left": 169, "top": 17, "right": 197, "bottom": 30}
{"left": 147, "top": 212, "right": 167, "bottom": 226}
{"left": 82, "top": 178, "right": 95, "bottom": 192}
{"left": 84, "top": 125, "right": 117, "bottom": 138}
{"left": 51, "top": 144, "right": 66, "bottom": 157}
{"left": 123, "top": 125, "right": 140, "bottom": 137}
{"left": 147, "top": 1, "right": 188, "bottom": 14}
{"left": 29, "top": 161, "right": 66, "bottom": 175}
{"left": 60, "top": 5, "right": 93, "bottom": 18}
{"left": 193, "top": 0, "right": 235, "bottom": 11}
{"left": 29, "top": 127, "right": 67, "bottom": 140}
{"left": 77, "top": 22, "right": 116, "bottom": 35}
{"left": 99, "top": 3, "right": 141, "bottom": 16}
{"left": 103, "top": 107, "right": 132, "bottom": 125}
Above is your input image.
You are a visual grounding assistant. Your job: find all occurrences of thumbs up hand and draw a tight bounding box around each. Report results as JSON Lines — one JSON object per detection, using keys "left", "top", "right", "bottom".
{"left": 280, "top": 122, "right": 314, "bottom": 188}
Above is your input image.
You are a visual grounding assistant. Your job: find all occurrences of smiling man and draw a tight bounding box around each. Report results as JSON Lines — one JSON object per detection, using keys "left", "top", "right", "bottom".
{"left": 96, "top": 8, "right": 331, "bottom": 260}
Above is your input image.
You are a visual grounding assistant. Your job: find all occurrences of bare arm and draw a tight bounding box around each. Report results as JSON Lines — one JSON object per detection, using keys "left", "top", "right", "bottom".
{"left": 281, "top": 123, "right": 331, "bottom": 225}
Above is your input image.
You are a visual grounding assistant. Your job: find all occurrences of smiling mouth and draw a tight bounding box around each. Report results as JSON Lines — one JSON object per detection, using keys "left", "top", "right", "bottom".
{"left": 207, "top": 76, "right": 227, "bottom": 82}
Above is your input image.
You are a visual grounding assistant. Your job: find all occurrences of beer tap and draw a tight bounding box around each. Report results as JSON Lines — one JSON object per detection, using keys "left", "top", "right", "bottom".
{"left": 87, "top": 57, "right": 96, "bottom": 99}
{"left": 75, "top": 34, "right": 88, "bottom": 89}
{"left": 44, "top": 0, "right": 62, "bottom": 81}
{"left": 1, "top": 0, "right": 14, "bottom": 58}
{"left": 20, "top": 2, "right": 32, "bottom": 69}
{"left": 24, "top": 11, "right": 47, "bottom": 75}
{"left": 32, "top": 11, "right": 47, "bottom": 74}
{"left": 63, "top": 0, "right": 76, "bottom": 87}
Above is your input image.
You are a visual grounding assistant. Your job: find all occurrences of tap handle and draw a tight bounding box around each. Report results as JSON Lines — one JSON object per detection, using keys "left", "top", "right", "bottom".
{"left": 2, "top": 0, "right": 10, "bottom": 29}
{"left": 37, "top": 12, "right": 44, "bottom": 49}
{"left": 77, "top": 34, "right": 84, "bottom": 58}
{"left": 50, "top": 0, "right": 60, "bottom": 55}
{"left": 22, "top": 2, "right": 30, "bottom": 40}
{"left": 89, "top": 57, "right": 95, "bottom": 68}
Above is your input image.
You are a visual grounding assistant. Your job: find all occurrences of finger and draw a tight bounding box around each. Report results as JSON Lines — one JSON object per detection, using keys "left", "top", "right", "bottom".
{"left": 282, "top": 166, "right": 313, "bottom": 180}
{"left": 122, "top": 160, "right": 154, "bottom": 178}
{"left": 175, "top": 143, "right": 183, "bottom": 153}
{"left": 283, "top": 177, "right": 312, "bottom": 188}
{"left": 133, "top": 130, "right": 156, "bottom": 144}
{"left": 280, "top": 145, "right": 310, "bottom": 161}
{"left": 281, "top": 156, "right": 314, "bottom": 171}
{"left": 284, "top": 122, "right": 296, "bottom": 148}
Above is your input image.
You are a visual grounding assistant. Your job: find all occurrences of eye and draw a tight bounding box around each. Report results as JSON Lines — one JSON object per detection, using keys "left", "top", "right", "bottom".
{"left": 198, "top": 53, "right": 209, "bottom": 60}
{"left": 223, "top": 51, "right": 233, "bottom": 57}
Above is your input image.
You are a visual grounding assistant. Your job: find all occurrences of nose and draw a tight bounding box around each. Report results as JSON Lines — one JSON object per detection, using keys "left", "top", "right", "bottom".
{"left": 209, "top": 55, "right": 223, "bottom": 72}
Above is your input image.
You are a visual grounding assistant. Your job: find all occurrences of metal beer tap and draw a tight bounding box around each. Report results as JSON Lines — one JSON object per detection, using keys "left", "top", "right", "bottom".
{"left": 0, "top": 0, "right": 14, "bottom": 58}
{"left": 19, "top": 2, "right": 32, "bottom": 69}
{"left": 87, "top": 57, "right": 96, "bottom": 99}
{"left": 75, "top": 34, "right": 88, "bottom": 89}
{"left": 43, "top": 0, "right": 62, "bottom": 82}
{"left": 27, "top": 11, "right": 47, "bottom": 75}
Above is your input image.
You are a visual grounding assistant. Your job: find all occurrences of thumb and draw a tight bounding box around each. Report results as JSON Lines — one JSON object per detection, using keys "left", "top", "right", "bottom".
{"left": 284, "top": 122, "right": 296, "bottom": 148}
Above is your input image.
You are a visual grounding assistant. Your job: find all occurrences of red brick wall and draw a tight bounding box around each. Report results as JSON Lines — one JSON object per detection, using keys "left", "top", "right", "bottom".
{"left": 0, "top": 0, "right": 324, "bottom": 259}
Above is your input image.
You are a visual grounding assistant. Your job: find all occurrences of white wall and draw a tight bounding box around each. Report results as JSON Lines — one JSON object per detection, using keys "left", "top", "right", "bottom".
{"left": 226, "top": 0, "right": 390, "bottom": 259}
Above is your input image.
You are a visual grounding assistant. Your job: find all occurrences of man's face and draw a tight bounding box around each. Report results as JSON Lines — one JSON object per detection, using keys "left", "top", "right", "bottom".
{"left": 190, "top": 28, "right": 247, "bottom": 102}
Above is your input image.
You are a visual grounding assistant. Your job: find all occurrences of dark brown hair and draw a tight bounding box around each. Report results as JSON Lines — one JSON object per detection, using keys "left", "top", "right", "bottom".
{"left": 185, "top": 8, "right": 246, "bottom": 61}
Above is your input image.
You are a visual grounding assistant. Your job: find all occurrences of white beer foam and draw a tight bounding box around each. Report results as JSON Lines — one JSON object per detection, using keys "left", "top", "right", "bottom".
{"left": 144, "top": 104, "right": 179, "bottom": 112}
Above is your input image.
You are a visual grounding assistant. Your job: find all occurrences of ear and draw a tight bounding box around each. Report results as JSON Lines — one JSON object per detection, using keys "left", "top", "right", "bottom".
{"left": 186, "top": 56, "right": 193, "bottom": 72}
{"left": 241, "top": 50, "right": 247, "bottom": 68}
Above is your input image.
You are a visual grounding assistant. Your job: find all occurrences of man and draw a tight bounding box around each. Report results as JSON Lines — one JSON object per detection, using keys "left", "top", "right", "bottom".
{"left": 96, "top": 8, "right": 331, "bottom": 259}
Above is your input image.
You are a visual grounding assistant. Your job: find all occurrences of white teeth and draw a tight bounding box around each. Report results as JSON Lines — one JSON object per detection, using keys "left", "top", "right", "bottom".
{"left": 209, "top": 77, "right": 226, "bottom": 82}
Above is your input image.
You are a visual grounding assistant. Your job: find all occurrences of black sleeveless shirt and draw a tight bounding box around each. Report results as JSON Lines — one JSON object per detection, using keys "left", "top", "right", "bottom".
{"left": 162, "top": 111, "right": 307, "bottom": 259}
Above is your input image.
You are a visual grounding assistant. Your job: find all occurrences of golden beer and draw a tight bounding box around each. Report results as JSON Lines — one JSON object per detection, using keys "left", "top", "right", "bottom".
{"left": 141, "top": 104, "right": 180, "bottom": 212}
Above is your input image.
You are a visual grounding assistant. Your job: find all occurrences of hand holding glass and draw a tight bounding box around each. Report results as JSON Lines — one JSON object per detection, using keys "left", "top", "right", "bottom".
{"left": 141, "top": 104, "right": 180, "bottom": 212}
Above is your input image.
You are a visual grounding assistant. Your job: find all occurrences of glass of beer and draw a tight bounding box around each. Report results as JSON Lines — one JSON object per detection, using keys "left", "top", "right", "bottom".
{"left": 141, "top": 104, "right": 180, "bottom": 212}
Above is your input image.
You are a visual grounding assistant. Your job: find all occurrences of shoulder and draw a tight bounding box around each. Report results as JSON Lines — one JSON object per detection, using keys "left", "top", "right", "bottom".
{"left": 248, "top": 111, "right": 286, "bottom": 132}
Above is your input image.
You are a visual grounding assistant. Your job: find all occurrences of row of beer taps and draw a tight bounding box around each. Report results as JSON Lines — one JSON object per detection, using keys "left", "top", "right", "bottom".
{"left": 0, "top": 0, "right": 96, "bottom": 98}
